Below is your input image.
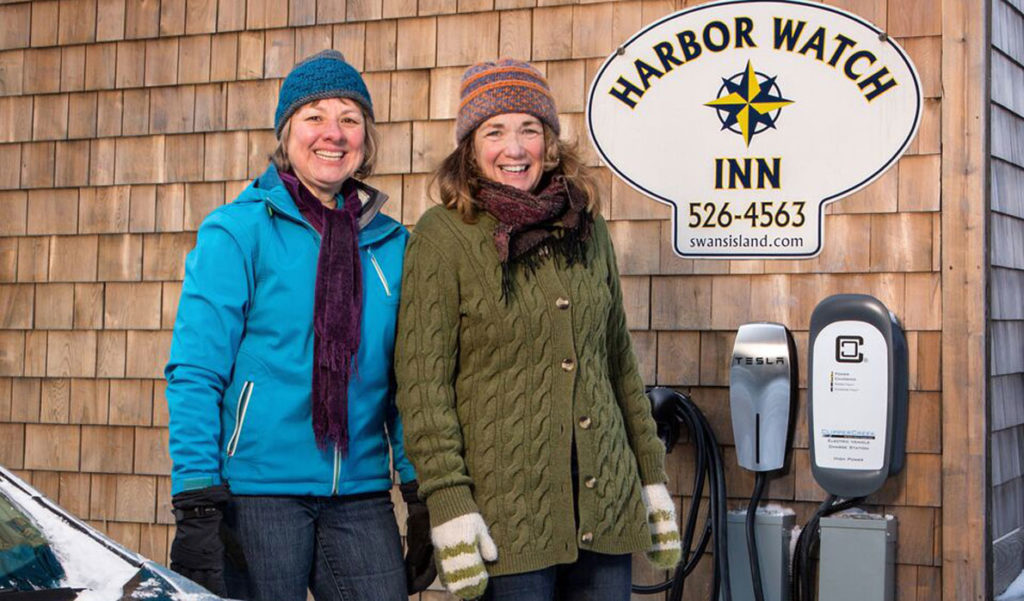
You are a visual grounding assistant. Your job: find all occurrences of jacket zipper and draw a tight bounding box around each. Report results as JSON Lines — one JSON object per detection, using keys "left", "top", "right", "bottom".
{"left": 367, "top": 249, "right": 392, "bottom": 297}
{"left": 331, "top": 445, "right": 341, "bottom": 494}
{"left": 226, "top": 381, "right": 254, "bottom": 456}
{"left": 264, "top": 196, "right": 321, "bottom": 243}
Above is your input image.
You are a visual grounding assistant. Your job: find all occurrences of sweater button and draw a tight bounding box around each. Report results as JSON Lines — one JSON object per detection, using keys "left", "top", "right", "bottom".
{"left": 561, "top": 358, "right": 575, "bottom": 371}
{"left": 578, "top": 416, "right": 592, "bottom": 429}
{"left": 584, "top": 476, "right": 597, "bottom": 489}
{"left": 581, "top": 532, "right": 593, "bottom": 544}
{"left": 555, "top": 297, "right": 570, "bottom": 310}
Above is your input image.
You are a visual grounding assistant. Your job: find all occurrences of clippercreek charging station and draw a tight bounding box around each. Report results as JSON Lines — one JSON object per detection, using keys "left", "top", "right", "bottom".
{"left": 808, "top": 295, "right": 908, "bottom": 499}
{"left": 800, "top": 294, "right": 908, "bottom": 601}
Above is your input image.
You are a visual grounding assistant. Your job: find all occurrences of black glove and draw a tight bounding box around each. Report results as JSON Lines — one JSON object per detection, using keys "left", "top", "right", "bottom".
{"left": 401, "top": 481, "right": 437, "bottom": 594}
{"left": 170, "top": 483, "right": 231, "bottom": 596}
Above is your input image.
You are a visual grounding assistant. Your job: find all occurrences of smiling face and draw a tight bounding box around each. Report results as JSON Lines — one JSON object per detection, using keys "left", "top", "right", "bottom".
{"left": 285, "top": 97, "right": 366, "bottom": 206}
{"left": 472, "top": 113, "right": 546, "bottom": 193}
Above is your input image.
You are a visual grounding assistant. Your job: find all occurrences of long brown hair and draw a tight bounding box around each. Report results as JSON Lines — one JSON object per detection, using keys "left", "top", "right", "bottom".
{"left": 432, "top": 124, "right": 600, "bottom": 223}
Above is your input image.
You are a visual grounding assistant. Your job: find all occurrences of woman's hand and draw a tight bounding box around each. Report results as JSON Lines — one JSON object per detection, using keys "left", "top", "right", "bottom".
{"left": 641, "top": 483, "right": 682, "bottom": 569}
{"left": 169, "top": 484, "right": 232, "bottom": 595}
{"left": 431, "top": 512, "right": 498, "bottom": 599}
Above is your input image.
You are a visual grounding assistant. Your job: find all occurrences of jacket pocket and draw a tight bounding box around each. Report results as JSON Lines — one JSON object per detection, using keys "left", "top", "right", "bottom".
{"left": 226, "top": 381, "right": 254, "bottom": 457}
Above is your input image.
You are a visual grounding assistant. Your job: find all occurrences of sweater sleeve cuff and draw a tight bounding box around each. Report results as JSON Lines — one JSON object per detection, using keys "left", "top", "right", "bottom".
{"left": 637, "top": 453, "right": 668, "bottom": 486}
{"left": 425, "top": 485, "right": 480, "bottom": 527}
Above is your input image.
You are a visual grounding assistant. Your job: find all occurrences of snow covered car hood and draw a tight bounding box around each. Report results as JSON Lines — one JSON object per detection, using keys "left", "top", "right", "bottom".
{"left": 0, "top": 465, "right": 228, "bottom": 601}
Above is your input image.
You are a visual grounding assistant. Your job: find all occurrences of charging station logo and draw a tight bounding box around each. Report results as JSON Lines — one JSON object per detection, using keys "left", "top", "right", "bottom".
{"left": 835, "top": 336, "right": 864, "bottom": 363}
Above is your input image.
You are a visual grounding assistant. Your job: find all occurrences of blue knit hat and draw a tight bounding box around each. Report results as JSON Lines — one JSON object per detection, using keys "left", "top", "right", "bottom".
{"left": 274, "top": 50, "right": 373, "bottom": 138}
{"left": 456, "top": 59, "right": 559, "bottom": 143}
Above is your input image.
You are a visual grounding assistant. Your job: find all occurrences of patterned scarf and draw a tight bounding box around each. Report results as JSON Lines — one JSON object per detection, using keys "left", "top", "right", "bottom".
{"left": 475, "top": 175, "right": 592, "bottom": 299}
{"left": 280, "top": 171, "right": 362, "bottom": 453}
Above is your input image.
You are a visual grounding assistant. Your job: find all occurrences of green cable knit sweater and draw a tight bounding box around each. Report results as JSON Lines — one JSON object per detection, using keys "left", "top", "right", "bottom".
{"left": 395, "top": 204, "right": 668, "bottom": 577}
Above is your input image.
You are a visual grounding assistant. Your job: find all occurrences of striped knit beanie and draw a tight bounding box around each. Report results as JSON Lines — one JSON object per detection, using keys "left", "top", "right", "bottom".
{"left": 455, "top": 59, "right": 560, "bottom": 143}
{"left": 274, "top": 50, "right": 373, "bottom": 138}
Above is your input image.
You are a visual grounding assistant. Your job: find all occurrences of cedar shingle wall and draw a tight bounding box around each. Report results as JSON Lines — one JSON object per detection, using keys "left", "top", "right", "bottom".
{"left": 991, "top": 0, "right": 1024, "bottom": 595}
{"left": 0, "top": 0, "right": 963, "bottom": 599}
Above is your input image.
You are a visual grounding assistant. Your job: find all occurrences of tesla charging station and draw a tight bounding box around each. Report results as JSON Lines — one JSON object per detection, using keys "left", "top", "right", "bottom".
{"left": 728, "top": 323, "right": 796, "bottom": 601}
{"left": 731, "top": 323, "right": 795, "bottom": 474}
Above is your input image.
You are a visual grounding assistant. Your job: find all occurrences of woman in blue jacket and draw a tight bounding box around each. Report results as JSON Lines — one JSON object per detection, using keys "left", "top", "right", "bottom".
{"left": 164, "top": 50, "right": 434, "bottom": 601}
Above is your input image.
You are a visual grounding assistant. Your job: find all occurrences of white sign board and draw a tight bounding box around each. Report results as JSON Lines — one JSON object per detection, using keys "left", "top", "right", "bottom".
{"left": 587, "top": 0, "right": 922, "bottom": 258}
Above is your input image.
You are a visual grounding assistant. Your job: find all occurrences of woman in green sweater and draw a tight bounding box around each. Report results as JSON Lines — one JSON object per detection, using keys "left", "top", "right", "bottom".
{"left": 395, "top": 59, "right": 681, "bottom": 601}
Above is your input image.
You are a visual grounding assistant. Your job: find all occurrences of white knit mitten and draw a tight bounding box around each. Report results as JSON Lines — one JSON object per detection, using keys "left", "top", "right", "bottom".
{"left": 642, "top": 483, "right": 682, "bottom": 569}
{"left": 431, "top": 513, "right": 498, "bottom": 600}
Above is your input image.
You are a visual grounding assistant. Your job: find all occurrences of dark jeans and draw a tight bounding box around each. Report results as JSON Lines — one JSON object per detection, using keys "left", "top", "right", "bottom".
{"left": 480, "top": 550, "right": 632, "bottom": 601}
{"left": 222, "top": 494, "right": 406, "bottom": 601}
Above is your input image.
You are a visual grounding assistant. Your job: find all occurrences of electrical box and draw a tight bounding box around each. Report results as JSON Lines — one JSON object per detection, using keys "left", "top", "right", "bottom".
{"left": 808, "top": 294, "right": 908, "bottom": 498}
{"left": 725, "top": 510, "right": 794, "bottom": 601}
{"left": 818, "top": 514, "right": 897, "bottom": 601}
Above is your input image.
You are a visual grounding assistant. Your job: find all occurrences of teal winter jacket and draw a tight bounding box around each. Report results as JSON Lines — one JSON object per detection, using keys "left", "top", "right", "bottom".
{"left": 166, "top": 164, "right": 415, "bottom": 496}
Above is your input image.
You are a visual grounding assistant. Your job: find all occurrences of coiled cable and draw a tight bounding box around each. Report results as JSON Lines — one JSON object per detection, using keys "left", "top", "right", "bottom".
{"left": 634, "top": 387, "right": 731, "bottom": 601}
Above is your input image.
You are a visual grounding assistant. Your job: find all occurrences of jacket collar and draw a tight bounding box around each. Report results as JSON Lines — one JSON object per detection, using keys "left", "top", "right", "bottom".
{"left": 252, "top": 164, "right": 399, "bottom": 246}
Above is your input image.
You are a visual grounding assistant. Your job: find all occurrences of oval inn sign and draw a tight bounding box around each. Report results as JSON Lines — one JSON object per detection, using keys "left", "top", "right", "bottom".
{"left": 587, "top": 0, "right": 922, "bottom": 258}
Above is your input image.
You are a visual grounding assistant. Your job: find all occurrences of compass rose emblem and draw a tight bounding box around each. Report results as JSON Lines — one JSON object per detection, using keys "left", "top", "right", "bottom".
{"left": 705, "top": 60, "right": 794, "bottom": 146}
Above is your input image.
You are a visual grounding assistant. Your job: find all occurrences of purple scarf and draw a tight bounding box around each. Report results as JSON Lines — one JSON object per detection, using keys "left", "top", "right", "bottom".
{"left": 280, "top": 171, "right": 362, "bottom": 453}
{"left": 476, "top": 175, "right": 592, "bottom": 299}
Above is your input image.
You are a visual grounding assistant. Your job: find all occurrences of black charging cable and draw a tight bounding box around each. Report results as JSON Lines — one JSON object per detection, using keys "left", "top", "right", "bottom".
{"left": 745, "top": 472, "right": 768, "bottom": 601}
{"left": 635, "top": 387, "right": 731, "bottom": 601}
{"left": 790, "top": 495, "right": 866, "bottom": 601}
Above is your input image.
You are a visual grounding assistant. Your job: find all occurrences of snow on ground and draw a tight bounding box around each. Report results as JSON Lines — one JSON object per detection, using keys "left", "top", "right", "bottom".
{"left": 998, "top": 570, "right": 1024, "bottom": 601}
{"left": 2, "top": 475, "right": 137, "bottom": 601}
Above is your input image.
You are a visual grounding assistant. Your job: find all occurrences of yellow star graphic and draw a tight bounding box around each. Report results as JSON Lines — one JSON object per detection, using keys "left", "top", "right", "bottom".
{"left": 705, "top": 61, "right": 794, "bottom": 146}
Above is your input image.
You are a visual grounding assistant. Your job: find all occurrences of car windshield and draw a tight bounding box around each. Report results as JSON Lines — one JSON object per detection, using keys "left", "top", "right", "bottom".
{"left": 0, "top": 490, "right": 66, "bottom": 591}
{"left": 0, "top": 468, "right": 221, "bottom": 601}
